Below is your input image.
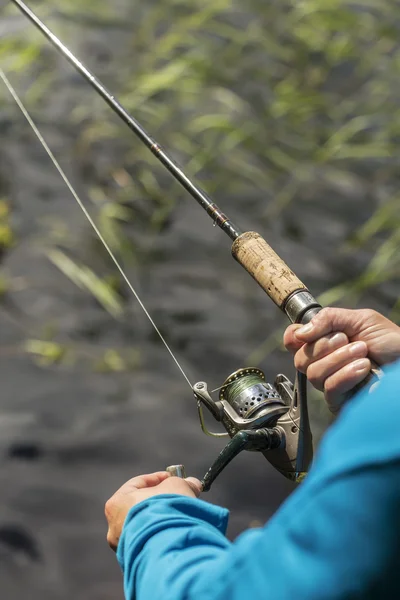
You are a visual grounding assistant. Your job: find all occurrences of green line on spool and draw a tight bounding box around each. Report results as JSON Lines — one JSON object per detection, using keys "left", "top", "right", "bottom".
{"left": 224, "top": 374, "right": 264, "bottom": 403}
{"left": 219, "top": 367, "right": 266, "bottom": 402}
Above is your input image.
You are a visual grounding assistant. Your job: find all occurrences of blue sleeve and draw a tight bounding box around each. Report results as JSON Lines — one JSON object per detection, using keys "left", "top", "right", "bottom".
{"left": 117, "top": 361, "right": 400, "bottom": 600}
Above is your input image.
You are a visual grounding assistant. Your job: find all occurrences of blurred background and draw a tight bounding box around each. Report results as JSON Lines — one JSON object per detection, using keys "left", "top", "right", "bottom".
{"left": 0, "top": 0, "right": 399, "bottom": 597}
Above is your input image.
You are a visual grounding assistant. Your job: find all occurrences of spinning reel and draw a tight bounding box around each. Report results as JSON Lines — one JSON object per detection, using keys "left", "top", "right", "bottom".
{"left": 193, "top": 367, "right": 313, "bottom": 491}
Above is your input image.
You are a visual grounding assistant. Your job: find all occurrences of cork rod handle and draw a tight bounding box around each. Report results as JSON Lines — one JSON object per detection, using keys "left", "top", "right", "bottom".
{"left": 232, "top": 231, "right": 307, "bottom": 309}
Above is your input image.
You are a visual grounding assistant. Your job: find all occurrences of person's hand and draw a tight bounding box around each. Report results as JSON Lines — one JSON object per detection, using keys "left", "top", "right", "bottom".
{"left": 105, "top": 472, "right": 202, "bottom": 551}
{"left": 284, "top": 308, "right": 400, "bottom": 414}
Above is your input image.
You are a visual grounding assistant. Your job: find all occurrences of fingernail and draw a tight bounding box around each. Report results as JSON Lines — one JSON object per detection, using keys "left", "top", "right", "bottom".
{"left": 353, "top": 358, "right": 370, "bottom": 373}
{"left": 349, "top": 342, "right": 366, "bottom": 355}
{"left": 295, "top": 323, "right": 313, "bottom": 337}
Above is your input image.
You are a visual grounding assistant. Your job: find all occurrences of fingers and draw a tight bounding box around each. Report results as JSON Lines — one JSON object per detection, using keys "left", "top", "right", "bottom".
{"left": 294, "top": 332, "right": 349, "bottom": 373}
{"left": 294, "top": 307, "right": 366, "bottom": 343}
{"left": 325, "top": 358, "right": 371, "bottom": 414}
{"left": 114, "top": 472, "right": 200, "bottom": 499}
{"left": 185, "top": 477, "right": 203, "bottom": 497}
{"left": 303, "top": 341, "right": 369, "bottom": 391}
{"left": 284, "top": 324, "right": 304, "bottom": 353}
{"left": 283, "top": 307, "right": 396, "bottom": 415}
{"left": 123, "top": 471, "right": 171, "bottom": 491}
{"left": 157, "top": 476, "right": 203, "bottom": 498}
{"left": 284, "top": 307, "right": 361, "bottom": 354}
{"left": 105, "top": 471, "right": 201, "bottom": 553}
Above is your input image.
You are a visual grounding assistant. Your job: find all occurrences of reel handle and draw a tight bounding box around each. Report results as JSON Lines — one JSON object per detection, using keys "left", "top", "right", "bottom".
{"left": 166, "top": 465, "right": 187, "bottom": 478}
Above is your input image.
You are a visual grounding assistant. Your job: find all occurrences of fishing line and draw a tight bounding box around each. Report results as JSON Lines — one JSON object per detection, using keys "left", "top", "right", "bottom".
{"left": 0, "top": 68, "right": 193, "bottom": 389}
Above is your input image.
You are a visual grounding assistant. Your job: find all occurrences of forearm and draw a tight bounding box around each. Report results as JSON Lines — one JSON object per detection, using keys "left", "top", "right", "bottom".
{"left": 117, "top": 495, "right": 231, "bottom": 600}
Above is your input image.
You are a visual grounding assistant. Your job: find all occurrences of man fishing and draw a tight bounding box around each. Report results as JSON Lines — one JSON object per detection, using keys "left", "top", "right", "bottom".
{"left": 105, "top": 307, "right": 400, "bottom": 600}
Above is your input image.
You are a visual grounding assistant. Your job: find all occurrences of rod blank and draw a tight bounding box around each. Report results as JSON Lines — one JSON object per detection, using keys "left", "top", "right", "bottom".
{"left": 10, "top": 0, "right": 242, "bottom": 240}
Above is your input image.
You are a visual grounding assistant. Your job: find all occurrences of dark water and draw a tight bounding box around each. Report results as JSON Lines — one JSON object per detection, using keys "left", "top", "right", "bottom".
{"left": 0, "top": 7, "right": 398, "bottom": 600}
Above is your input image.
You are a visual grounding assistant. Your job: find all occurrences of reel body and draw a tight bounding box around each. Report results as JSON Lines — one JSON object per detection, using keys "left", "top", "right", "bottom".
{"left": 194, "top": 368, "right": 313, "bottom": 491}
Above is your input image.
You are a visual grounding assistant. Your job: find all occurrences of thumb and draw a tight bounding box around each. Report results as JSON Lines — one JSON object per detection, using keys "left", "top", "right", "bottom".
{"left": 185, "top": 477, "right": 203, "bottom": 497}
{"left": 284, "top": 324, "right": 305, "bottom": 354}
{"left": 294, "top": 308, "right": 364, "bottom": 343}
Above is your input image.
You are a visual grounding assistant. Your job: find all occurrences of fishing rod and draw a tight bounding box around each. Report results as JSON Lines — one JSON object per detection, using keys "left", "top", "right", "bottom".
{"left": 10, "top": 0, "right": 320, "bottom": 325}
{"left": 7, "top": 0, "right": 380, "bottom": 491}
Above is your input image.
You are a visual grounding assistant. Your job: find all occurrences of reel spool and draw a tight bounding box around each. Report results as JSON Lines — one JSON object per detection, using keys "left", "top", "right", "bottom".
{"left": 219, "top": 368, "right": 287, "bottom": 421}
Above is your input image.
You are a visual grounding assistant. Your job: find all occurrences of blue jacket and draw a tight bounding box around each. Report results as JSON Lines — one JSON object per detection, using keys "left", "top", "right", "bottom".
{"left": 117, "top": 361, "right": 400, "bottom": 599}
